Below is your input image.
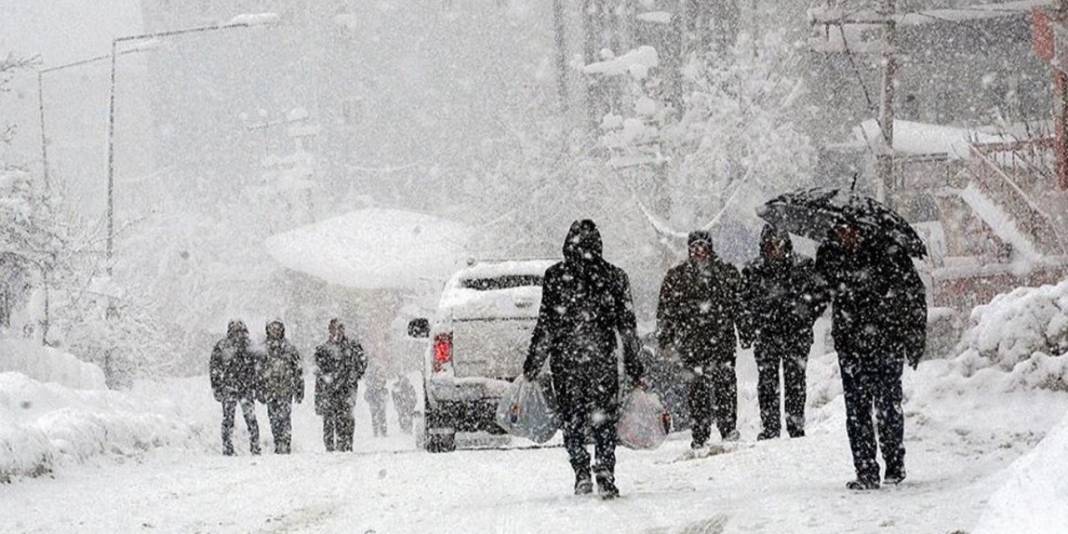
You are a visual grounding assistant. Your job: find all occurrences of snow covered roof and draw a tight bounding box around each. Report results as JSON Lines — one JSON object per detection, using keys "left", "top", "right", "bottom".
{"left": 264, "top": 208, "right": 472, "bottom": 290}
{"left": 855, "top": 119, "right": 1011, "bottom": 159}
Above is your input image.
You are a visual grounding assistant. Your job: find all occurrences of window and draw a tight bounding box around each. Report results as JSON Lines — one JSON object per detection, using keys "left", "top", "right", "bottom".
{"left": 461, "top": 275, "right": 543, "bottom": 290}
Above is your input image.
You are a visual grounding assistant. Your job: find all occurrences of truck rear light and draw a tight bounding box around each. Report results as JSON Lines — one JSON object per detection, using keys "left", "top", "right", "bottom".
{"left": 433, "top": 332, "right": 453, "bottom": 373}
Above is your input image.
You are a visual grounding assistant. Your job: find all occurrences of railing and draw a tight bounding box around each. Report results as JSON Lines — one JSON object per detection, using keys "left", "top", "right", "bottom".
{"left": 967, "top": 144, "right": 1066, "bottom": 255}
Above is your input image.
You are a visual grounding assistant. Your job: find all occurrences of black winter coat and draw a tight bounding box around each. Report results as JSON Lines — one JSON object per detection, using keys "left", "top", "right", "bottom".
{"left": 816, "top": 236, "right": 927, "bottom": 365}
{"left": 657, "top": 257, "right": 747, "bottom": 368}
{"left": 314, "top": 337, "right": 367, "bottom": 414}
{"left": 261, "top": 338, "right": 304, "bottom": 404}
{"left": 742, "top": 226, "right": 828, "bottom": 349}
{"left": 523, "top": 220, "right": 644, "bottom": 409}
{"left": 210, "top": 334, "right": 260, "bottom": 401}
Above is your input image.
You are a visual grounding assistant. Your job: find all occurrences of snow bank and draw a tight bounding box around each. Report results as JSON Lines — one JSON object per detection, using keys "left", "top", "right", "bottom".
{"left": 952, "top": 280, "right": 1068, "bottom": 385}
{"left": 0, "top": 372, "right": 209, "bottom": 482}
{"left": 264, "top": 208, "right": 472, "bottom": 290}
{"left": 582, "top": 46, "right": 658, "bottom": 79}
{"left": 0, "top": 338, "right": 106, "bottom": 390}
{"left": 973, "top": 411, "right": 1068, "bottom": 534}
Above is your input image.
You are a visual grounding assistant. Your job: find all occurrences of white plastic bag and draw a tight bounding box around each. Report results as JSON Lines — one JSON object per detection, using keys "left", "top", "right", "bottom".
{"left": 617, "top": 389, "right": 671, "bottom": 450}
{"left": 495, "top": 376, "right": 560, "bottom": 444}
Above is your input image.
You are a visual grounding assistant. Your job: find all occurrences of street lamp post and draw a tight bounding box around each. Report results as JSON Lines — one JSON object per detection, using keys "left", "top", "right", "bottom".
{"left": 104, "top": 14, "right": 281, "bottom": 273}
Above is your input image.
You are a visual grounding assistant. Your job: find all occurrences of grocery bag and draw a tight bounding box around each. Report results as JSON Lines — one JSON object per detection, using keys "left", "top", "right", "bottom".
{"left": 495, "top": 376, "right": 561, "bottom": 444}
{"left": 617, "top": 389, "right": 671, "bottom": 450}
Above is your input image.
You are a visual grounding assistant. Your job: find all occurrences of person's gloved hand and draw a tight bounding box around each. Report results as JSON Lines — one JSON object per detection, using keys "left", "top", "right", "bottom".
{"left": 295, "top": 392, "right": 304, "bottom": 404}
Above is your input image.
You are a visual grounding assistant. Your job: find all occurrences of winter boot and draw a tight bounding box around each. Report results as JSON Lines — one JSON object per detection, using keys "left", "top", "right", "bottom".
{"left": 574, "top": 472, "right": 593, "bottom": 496}
{"left": 884, "top": 466, "right": 906, "bottom": 485}
{"left": 756, "top": 429, "right": 779, "bottom": 441}
{"left": 722, "top": 429, "right": 741, "bottom": 442}
{"left": 846, "top": 478, "right": 880, "bottom": 491}
{"left": 595, "top": 471, "right": 620, "bottom": 500}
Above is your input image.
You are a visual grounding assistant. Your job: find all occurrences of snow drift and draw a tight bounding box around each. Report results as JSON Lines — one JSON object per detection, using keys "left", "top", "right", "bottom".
{"left": 0, "top": 338, "right": 106, "bottom": 390}
{"left": 973, "top": 411, "right": 1068, "bottom": 534}
{"left": 0, "top": 346, "right": 210, "bottom": 482}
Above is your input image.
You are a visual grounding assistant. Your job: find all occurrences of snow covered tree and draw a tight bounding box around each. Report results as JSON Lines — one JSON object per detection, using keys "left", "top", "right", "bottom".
{"left": 594, "top": 30, "right": 816, "bottom": 261}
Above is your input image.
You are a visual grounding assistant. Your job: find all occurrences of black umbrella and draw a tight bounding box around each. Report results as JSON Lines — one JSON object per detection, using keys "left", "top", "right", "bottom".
{"left": 756, "top": 187, "right": 927, "bottom": 258}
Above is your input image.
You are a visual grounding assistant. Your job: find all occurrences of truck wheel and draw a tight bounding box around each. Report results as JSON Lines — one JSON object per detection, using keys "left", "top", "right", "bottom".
{"left": 425, "top": 426, "right": 456, "bottom": 453}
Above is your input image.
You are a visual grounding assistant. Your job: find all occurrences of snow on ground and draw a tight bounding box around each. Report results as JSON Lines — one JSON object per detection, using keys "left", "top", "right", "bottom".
{"left": 3, "top": 283, "right": 1068, "bottom": 532}
{"left": 264, "top": 208, "right": 472, "bottom": 290}
{"left": 973, "top": 410, "right": 1068, "bottom": 534}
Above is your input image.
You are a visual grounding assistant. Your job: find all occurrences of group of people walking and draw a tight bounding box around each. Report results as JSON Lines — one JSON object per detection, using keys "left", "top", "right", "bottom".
{"left": 523, "top": 218, "right": 926, "bottom": 499}
{"left": 208, "top": 318, "right": 418, "bottom": 455}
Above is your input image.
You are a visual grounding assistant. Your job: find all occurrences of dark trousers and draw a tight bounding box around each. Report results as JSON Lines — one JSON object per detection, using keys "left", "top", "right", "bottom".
{"left": 322, "top": 403, "right": 355, "bottom": 452}
{"left": 755, "top": 341, "right": 809, "bottom": 438}
{"left": 839, "top": 352, "right": 906, "bottom": 483}
{"left": 267, "top": 400, "right": 293, "bottom": 454}
{"left": 561, "top": 399, "right": 619, "bottom": 481}
{"left": 221, "top": 397, "right": 260, "bottom": 455}
{"left": 688, "top": 358, "right": 737, "bottom": 447}
{"left": 396, "top": 407, "right": 414, "bottom": 434}
{"left": 370, "top": 403, "right": 387, "bottom": 437}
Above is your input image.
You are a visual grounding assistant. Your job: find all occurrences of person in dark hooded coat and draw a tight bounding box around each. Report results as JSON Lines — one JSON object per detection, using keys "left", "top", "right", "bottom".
{"left": 261, "top": 320, "right": 303, "bottom": 454}
{"left": 816, "top": 222, "right": 927, "bottom": 490}
{"left": 742, "top": 225, "right": 828, "bottom": 440}
{"left": 743, "top": 224, "right": 824, "bottom": 437}
{"left": 523, "top": 219, "right": 645, "bottom": 500}
{"left": 209, "top": 319, "right": 261, "bottom": 456}
{"left": 657, "top": 231, "right": 748, "bottom": 449}
{"left": 314, "top": 318, "right": 368, "bottom": 452}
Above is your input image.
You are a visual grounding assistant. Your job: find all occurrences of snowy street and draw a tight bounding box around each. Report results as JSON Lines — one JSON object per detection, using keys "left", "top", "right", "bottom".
{"left": 4, "top": 353, "right": 1065, "bottom": 534}
{"left": 6, "top": 1, "right": 1068, "bottom": 533}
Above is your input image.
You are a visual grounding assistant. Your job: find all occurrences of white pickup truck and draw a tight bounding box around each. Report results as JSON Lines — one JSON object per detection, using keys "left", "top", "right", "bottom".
{"left": 408, "top": 259, "right": 556, "bottom": 452}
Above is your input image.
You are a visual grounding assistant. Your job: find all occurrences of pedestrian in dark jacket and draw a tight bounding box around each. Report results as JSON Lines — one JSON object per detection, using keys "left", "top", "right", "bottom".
{"left": 314, "top": 318, "right": 368, "bottom": 452}
{"left": 742, "top": 225, "right": 828, "bottom": 440}
{"left": 523, "top": 219, "right": 644, "bottom": 500}
{"left": 657, "top": 231, "right": 748, "bottom": 449}
{"left": 364, "top": 365, "right": 389, "bottom": 437}
{"left": 209, "top": 319, "right": 261, "bottom": 456}
{"left": 816, "top": 223, "right": 927, "bottom": 490}
{"left": 392, "top": 375, "right": 417, "bottom": 434}
{"left": 261, "top": 320, "right": 303, "bottom": 454}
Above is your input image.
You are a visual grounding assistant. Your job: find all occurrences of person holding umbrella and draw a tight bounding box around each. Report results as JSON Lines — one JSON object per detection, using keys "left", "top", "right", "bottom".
{"left": 759, "top": 187, "right": 927, "bottom": 490}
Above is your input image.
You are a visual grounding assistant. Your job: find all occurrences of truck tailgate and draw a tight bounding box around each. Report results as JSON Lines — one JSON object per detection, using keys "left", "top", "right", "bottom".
{"left": 451, "top": 317, "right": 536, "bottom": 380}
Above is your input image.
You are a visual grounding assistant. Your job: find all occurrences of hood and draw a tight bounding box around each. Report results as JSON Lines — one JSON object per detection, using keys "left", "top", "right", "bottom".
{"left": 227, "top": 319, "right": 248, "bottom": 339}
{"left": 687, "top": 231, "right": 714, "bottom": 256}
{"left": 760, "top": 225, "right": 793, "bottom": 261}
{"left": 562, "top": 219, "right": 603, "bottom": 264}
{"left": 266, "top": 320, "right": 285, "bottom": 340}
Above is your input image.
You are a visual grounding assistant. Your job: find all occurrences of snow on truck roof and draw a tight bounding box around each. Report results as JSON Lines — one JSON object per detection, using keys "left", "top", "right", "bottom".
{"left": 453, "top": 259, "right": 557, "bottom": 281}
{"left": 264, "top": 208, "right": 472, "bottom": 290}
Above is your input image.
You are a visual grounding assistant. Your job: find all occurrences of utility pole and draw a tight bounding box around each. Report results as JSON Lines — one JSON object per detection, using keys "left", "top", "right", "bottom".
{"left": 553, "top": 0, "right": 569, "bottom": 115}
{"left": 876, "top": 0, "right": 897, "bottom": 204}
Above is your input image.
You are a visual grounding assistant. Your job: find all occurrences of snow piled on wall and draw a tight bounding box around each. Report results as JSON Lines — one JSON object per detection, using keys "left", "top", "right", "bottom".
{"left": 0, "top": 338, "right": 106, "bottom": 390}
{"left": 0, "top": 365, "right": 209, "bottom": 482}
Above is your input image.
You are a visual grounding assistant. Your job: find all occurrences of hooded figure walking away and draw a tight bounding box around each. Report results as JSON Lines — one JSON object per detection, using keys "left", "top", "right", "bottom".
{"left": 816, "top": 223, "right": 927, "bottom": 490}
{"left": 210, "top": 320, "right": 261, "bottom": 456}
{"left": 314, "top": 319, "right": 368, "bottom": 452}
{"left": 261, "top": 320, "right": 304, "bottom": 454}
{"left": 523, "top": 220, "right": 645, "bottom": 500}
{"left": 657, "top": 231, "right": 748, "bottom": 449}
{"left": 742, "top": 225, "right": 828, "bottom": 440}
{"left": 364, "top": 364, "right": 389, "bottom": 437}
{"left": 392, "top": 375, "right": 417, "bottom": 434}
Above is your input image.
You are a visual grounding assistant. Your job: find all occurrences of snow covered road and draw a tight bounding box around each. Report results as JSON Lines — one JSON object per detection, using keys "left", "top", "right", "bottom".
{"left": 3, "top": 387, "right": 1062, "bottom": 534}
